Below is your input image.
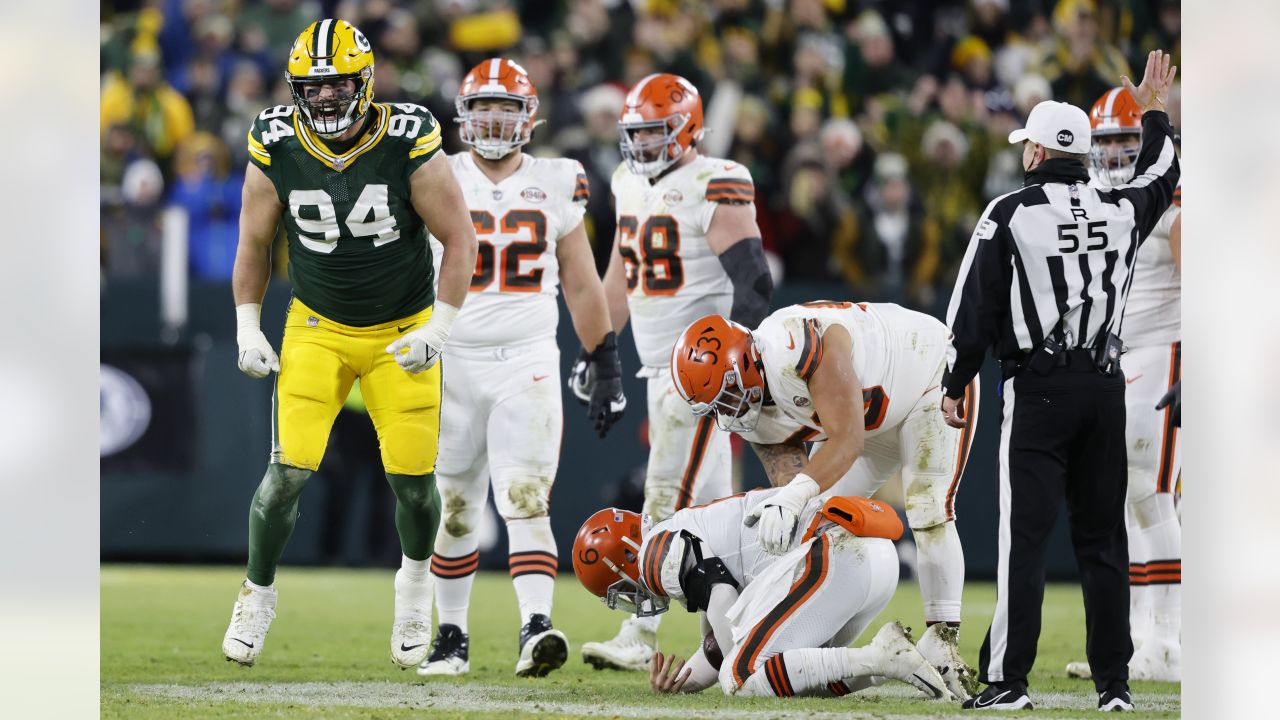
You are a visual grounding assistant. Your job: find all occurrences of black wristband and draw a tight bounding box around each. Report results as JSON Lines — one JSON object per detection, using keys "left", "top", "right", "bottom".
{"left": 717, "top": 238, "right": 773, "bottom": 328}
{"left": 590, "top": 331, "right": 621, "bottom": 380}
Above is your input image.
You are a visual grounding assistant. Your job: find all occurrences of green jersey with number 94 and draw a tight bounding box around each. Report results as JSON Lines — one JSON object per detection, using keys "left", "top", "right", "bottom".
{"left": 246, "top": 101, "right": 444, "bottom": 326}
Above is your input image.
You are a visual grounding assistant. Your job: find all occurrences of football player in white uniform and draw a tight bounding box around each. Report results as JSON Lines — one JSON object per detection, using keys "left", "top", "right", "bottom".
{"left": 669, "top": 303, "right": 981, "bottom": 698}
{"left": 417, "top": 58, "right": 625, "bottom": 678}
{"left": 577, "top": 73, "right": 774, "bottom": 670}
{"left": 1066, "top": 87, "right": 1182, "bottom": 683}
{"left": 571, "top": 498, "right": 954, "bottom": 700}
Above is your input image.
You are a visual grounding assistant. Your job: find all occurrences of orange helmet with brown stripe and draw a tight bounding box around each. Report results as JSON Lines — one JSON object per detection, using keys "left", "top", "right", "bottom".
{"left": 1088, "top": 87, "right": 1143, "bottom": 186}
{"left": 456, "top": 58, "right": 540, "bottom": 159}
{"left": 619, "top": 73, "right": 704, "bottom": 177}
{"left": 572, "top": 508, "right": 671, "bottom": 616}
{"left": 671, "top": 314, "right": 766, "bottom": 433}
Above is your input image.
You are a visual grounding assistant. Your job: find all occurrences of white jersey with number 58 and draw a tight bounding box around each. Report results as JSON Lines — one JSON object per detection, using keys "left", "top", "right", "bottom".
{"left": 613, "top": 155, "right": 755, "bottom": 368}
{"left": 430, "top": 153, "right": 589, "bottom": 349}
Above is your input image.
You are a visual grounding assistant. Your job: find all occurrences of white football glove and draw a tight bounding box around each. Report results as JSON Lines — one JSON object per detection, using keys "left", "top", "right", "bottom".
{"left": 744, "top": 474, "right": 821, "bottom": 555}
{"left": 235, "top": 303, "right": 280, "bottom": 379}
{"left": 385, "top": 301, "right": 459, "bottom": 374}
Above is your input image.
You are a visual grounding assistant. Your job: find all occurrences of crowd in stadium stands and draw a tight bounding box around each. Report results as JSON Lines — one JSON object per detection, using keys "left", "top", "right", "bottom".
{"left": 101, "top": 0, "right": 1180, "bottom": 312}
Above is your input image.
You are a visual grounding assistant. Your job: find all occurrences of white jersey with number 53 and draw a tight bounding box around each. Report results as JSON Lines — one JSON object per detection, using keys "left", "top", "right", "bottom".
{"left": 753, "top": 302, "right": 952, "bottom": 439}
{"left": 430, "top": 153, "right": 589, "bottom": 349}
{"left": 613, "top": 156, "right": 755, "bottom": 368}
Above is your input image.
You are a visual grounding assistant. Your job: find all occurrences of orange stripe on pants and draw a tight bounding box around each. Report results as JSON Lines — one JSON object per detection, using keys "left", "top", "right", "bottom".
{"left": 1156, "top": 342, "right": 1181, "bottom": 493}
{"left": 731, "top": 535, "right": 831, "bottom": 687}
{"left": 945, "top": 379, "right": 977, "bottom": 520}
{"left": 675, "top": 416, "right": 715, "bottom": 510}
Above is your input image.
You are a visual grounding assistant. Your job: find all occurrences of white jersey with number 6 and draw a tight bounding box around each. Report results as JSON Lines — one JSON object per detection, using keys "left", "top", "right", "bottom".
{"left": 430, "top": 152, "right": 589, "bottom": 349}
{"left": 612, "top": 155, "right": 754, "bottom": 369}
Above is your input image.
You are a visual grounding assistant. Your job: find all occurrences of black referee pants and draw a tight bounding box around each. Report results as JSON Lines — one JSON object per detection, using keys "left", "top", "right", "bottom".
{"left": 978, "top": 357, "right": 1133, "bottom": 692}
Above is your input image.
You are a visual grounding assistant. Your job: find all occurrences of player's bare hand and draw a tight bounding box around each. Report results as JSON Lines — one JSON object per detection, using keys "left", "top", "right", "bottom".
{"left": 649, "top": 652, "right": 692, "bottom": 694}
{"left": 941, "top": 395, "right": 967, "bottom": 429}
{"left": 1121, "top": 49, "right": 1177, "bottom": 112}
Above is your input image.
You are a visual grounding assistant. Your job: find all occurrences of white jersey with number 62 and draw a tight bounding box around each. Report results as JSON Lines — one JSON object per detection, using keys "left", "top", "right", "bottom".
{"left": 431, "top": 153, "right": 589, "bottom": 349}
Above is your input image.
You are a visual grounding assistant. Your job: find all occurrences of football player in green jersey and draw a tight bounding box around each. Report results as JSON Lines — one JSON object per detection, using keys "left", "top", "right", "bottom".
{"left": 221, "top": 18, "right": 478, "bottom": 671}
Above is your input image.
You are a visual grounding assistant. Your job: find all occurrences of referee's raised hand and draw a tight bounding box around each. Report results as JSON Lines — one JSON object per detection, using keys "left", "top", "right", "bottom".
{"left": 1122, "top": 49, "right": 1178, "bottom": 113}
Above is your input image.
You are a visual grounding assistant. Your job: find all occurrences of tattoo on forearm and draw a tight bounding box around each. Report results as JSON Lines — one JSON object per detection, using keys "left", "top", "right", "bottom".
{"left": 750, "top": 443, "right": 808, "bottom": 487}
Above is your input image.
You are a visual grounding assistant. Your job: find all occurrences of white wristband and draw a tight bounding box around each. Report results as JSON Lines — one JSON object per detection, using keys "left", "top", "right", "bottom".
{"left": 236, "top": 303, "right": 262, "bottom": 333}
{"left": 425, "top": 301, "right": 460, "bottom": 344}
{"left": 788, "top": 473, "right": 821, "bottom": 502}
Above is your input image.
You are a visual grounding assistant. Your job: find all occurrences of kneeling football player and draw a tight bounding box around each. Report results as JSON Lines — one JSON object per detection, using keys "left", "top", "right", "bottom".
{"left": 669, "top": 303, "right": 982, "bottom": 698}
{"left": 572, "top": 497, "right": 955, "bottom": 700}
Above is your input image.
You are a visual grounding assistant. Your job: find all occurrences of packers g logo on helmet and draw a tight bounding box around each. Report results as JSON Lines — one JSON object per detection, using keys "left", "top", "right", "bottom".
{"left": 286, "top": 19, "right": 376, "bottom": 138}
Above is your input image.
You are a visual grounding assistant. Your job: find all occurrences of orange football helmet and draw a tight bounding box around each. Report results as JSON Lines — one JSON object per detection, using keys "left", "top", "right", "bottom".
{"left": 618, "top": 73, "right": 704, "bottom": 177}
{"left": 670, "top": 315, "right": 766, "bottom": 433}
{"left": 1088, "top": 87, "right": 1143, "bottom": 186}
{"left": 456, "top": 58, "right": 540, "bottom": 159}
{"left": 572, "top": 508, "right": 670, "bottom": 616}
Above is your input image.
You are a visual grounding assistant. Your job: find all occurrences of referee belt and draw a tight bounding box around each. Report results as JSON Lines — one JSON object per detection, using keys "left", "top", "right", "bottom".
{"left": 1001, "top": 348, "right": 1096, "bottom": 381}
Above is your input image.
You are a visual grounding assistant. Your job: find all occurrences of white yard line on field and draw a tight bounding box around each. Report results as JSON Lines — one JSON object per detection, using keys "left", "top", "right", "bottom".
{"left": 127, "top": 681, "right": 1179, "bottom": 718}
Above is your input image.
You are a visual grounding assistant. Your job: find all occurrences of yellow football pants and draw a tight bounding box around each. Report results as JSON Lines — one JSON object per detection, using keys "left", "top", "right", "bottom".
{"left": 271, "top": 298, "right": 440, "bottom": 475}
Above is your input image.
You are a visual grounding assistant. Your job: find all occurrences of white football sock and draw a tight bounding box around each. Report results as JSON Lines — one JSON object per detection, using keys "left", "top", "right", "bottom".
{"left": 432, "top": 532, "right": 480, "bottom": 633}
{"left": 629, "top": 613, "right": 662, "bottom": 634}
{"left": 737, "top": 647, "right": 880, "bottom": 697}
{"left": 1133, "top": 493, "right": 1181, "bottom": 644}
{"left": 400, "top": 554, "right": 430, "bottom": 579}
{"left": 914, "top": 522, "right": 964, "bottom": 624}
{"left": 244, "top": 578, "right": 274, "bottom": 593}
{"left": 1125, "top": 502, "right": 1153, "bottom": 645}
{"left": 507, "top": 517, "right": 557, "bottom": 622}
{"left": 1141, "top": 517, "right": 1181, "bottom": 643}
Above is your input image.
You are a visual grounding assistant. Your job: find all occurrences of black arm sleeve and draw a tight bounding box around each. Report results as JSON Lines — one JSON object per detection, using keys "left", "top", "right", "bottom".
{"left": 717, "top": 237, "right": 773, "bottom": 328}
{"left": 941, "top": 201, "right": 1014, "bottom": 398}
{"left": 1109, "top": 111, "right": 1181, "bottom": 239}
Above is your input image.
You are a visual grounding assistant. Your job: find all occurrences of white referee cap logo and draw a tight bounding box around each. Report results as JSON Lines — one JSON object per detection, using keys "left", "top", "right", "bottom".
{"left": 1008, "top": 100, "right": 1091, "bottom": 154}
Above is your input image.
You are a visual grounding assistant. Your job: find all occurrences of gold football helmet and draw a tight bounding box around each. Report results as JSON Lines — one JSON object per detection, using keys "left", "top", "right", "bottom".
{"left": 286, "top": 19, "right": 376, "bottom": 137}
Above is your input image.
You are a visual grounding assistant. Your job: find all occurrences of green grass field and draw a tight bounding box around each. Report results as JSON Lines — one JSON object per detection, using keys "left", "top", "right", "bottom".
{"left": 102, "top": 565, "right": 1179, "bottom": 718}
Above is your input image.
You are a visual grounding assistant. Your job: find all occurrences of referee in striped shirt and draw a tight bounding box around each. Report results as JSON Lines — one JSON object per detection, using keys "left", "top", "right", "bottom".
{"left": 939, "top": 51, "right": 1180, "bottom": 712}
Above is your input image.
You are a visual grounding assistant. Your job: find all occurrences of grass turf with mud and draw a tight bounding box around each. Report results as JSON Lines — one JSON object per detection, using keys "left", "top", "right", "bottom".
{"left": 102, "top": 565, "right": 1179, "bottom": 719}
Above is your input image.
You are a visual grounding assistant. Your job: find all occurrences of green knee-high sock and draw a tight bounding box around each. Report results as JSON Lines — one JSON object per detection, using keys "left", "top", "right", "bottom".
{"left": 386, "top": 472, "right": 442, "bottom": 561}
{"left": 246, "top": 463, "right": 314, "bottom": 586}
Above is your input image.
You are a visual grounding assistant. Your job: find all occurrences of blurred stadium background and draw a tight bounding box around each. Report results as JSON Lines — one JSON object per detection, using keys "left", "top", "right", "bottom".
{"left": 99, "top": 0, "right": 1181, "bottom": 580}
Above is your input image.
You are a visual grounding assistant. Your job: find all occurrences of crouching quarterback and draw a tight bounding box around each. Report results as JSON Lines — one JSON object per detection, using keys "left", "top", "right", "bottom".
{"left": 670, "top": 301, "right": 981, "bottom": 698}
{"left": 572, "top": 497, "right": 953, "bottom": 699}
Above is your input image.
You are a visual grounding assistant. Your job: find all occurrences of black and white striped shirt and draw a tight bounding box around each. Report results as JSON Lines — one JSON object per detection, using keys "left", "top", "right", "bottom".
{"left": 941, "top": 111, "right": 1180, "bottom": 398}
